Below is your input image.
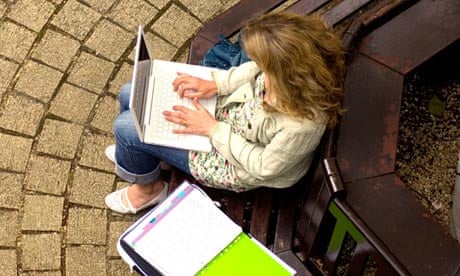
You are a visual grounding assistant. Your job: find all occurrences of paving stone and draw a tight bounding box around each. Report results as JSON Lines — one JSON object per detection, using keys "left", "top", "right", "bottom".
{"left": 145, "top": 32, "right": 178, "bottom": 60}
{"left": 0, "top": 133, "right": 33, "bottom": 172}
{"left": 36, "top": 119, "right": 84, "bottom": 159}
{"left": 0, "top": 250, "right": 17, "bottom": 276}
{"left": 0, "top": 93, "right": 45, "bottom": 136}
{"left": 31, "top": 30, "right": 80, "bottom": 71}
{"left": 145, "top": 0, "right": 169, "bottom": 9}
{"left": 85, "top": 19, "right": 134, "bottom": 62}
{"left": 21, "top": 271, "right": 62, "bottom": 276}
{"left": 108, "top": 0, "right": 158, "bottom": 31}
{"left": 22, "top": 195, "right": 64, "bottom": 231}
{"left": 0, "top": 2, "right": 7, "bottom": 17}
{"left": 0, "top": 210, "right": 19, "bottom": 247}
{"left": 108, "top": 62, "right": 132, "bottom": 95}
{"left": 91, "top": 95, "right": 118, "bottom": 133}
{"left": 79, "top": 132, "right": 115, "bottom": 171}
{"left": 21, "top": 233, "right": 61, "bottom": 270}
{"left": 8, "top": 0, "right": 55, "bottom": 32}
{"left": 0, "top": 58, "right": 19, "bottom": 90}
{"left": 65, "top": 245, "right": 106, "bottom": 276}
{"left": 81, "top": 0, "right": 117, "bottom": 13}
{"left": 69, "top": 167, "right": 115, "bottom": 208}
{"left": 14, "top": 61, "right": 63, "bottom": 102}
{"left": 0, "top": 172, "right": 23, "bottom": 209}
{"left": 67, "top": 52, "right": 115, "bottom": 94}
{"left": 176, "top": 47, "right": 189, "bottom": 63}
{"left": 66, "top": 207, "right": 107, "bottom": 245}
{"left": 51, "top": 0, "right": 101, "bottom": 40}
{"left": 49, "top": 83, "right": 98, "bottom": 124}
{"left": 0, "top": 21, "right": 36, "bottom": 62}
{"left": 151, "top": 4, "right": 202, "bottom": 47}
{"left": 180, "top": 0, "right": 224, "bottom": 21}
{"left": 107, "top": 221, "right": 132, "bottom": 256}
{"left": 24, "top": 155, "right": 71, "bottom": 196}
{"left": 108, "top": 258, "right": 132, "bottom": 276}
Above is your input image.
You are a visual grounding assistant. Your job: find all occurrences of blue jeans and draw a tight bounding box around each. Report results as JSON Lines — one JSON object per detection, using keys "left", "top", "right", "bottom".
{"left": 113, "top": 83, "right": 190, "bottom": 184}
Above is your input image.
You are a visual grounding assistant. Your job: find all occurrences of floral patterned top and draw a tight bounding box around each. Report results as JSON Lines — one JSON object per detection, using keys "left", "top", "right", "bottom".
{"left": 188, "top": 73, "right": 266, "bottom": 192}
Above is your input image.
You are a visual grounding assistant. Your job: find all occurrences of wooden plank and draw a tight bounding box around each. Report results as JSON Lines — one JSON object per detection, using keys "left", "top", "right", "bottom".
{"left": 347, "top": 243, "right": 370, "bottom": 275}
{"left": 359, "top": 0, "right": 460, "bottom": 74}
{"left": 336, "top": 53, "right": 403, "bottom": 183}
{"left": 273, "top": 186, "right": 299, "bottom": 253}
{"left": 188, "top": 35, "right": 216, "bottom": 65}
{"left": 277, "top": 250, "right": 313, "bottom": 276}
{"left": 346, "top": 174, "right": 460, "bottom": 275}
{"left": 249, "top": 188, "right": 274, "bottom": 245}
{"left": 322, "top": 0, "right": 373, "bottom": 26}
{"left": 224, "top": 193, "right": 247, "bottom": 226}
{"left": 198, "top": 0, "right": 287, "bottom": 42}
{"left": 288, "top": 0, "right": 329, "bottom": 14}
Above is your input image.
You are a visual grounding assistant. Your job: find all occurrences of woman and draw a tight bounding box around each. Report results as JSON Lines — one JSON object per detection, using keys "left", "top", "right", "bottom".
{"left": 105, "top": 11, "right": 345, "bottom": 214}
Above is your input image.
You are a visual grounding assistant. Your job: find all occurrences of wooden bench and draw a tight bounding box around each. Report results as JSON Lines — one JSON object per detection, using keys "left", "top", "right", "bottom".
{"left": 167, "top": 0, "right": 457, "bottom": 275}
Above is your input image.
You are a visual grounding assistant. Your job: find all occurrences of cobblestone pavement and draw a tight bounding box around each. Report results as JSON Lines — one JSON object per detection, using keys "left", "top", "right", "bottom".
{"left": 0, "top": 0, "right": 239, "bottom": 274}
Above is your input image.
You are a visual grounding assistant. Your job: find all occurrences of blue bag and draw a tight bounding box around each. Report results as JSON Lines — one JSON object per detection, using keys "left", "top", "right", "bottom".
{"left": 201, "top": 34, "right": 251, "bottom": 69}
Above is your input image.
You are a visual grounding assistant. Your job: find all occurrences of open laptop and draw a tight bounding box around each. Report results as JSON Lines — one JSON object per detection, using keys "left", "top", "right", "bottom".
{"left": 130, "top": 26, "right": 218, "bottom": 152}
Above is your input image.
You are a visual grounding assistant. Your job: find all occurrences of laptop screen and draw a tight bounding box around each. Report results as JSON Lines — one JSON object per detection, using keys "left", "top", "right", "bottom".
{"left": 129, "top": 26, "right": 152, "bottom": 141}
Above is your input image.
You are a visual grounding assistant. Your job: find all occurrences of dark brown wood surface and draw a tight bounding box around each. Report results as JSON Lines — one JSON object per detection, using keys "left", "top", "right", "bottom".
{"left": 346, "top": 174, "right": 460, "bottom": 275}
{"left": 359, "top": 0, "right": 460, "bottom": 74}
{"left": 336, "top": 53, "right": 403, "bottom": 183}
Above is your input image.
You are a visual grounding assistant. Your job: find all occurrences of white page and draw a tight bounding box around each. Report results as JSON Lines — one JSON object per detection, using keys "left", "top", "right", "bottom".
{"left": 123, "top": 182, "right": 241, "bottom": 275}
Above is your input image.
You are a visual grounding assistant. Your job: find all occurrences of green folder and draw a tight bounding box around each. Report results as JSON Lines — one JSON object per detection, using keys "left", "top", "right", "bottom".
{"left": 197, "top": 233, "right": 294, "bottom": 276}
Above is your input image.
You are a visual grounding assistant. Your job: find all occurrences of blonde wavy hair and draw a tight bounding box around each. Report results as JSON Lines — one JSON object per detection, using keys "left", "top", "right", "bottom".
{"left": 241, "top": 11, "right": 345, "bottom": 127}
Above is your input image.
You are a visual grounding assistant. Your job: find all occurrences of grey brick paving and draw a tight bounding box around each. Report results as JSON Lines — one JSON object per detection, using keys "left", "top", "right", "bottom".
{"left": 0, "top": 58, "right": 19, "bottom": 90}
{"left": 0, "top": 172, "right": 23, "bottom": 209}
{"left": 21, "top": 194, "right": 64, "bottom": 231}
{"left": 108, "top": 0, "right": 158, "bottom": 31}
{"left": 14, "top": 61, "right": 63, "bottom": 102}
{"left": 0, "top": 0, "right": 240, "bottom": 274}
{"left": 51, "top": 0, "right": 101, "bottom": 40}
{"left": 67, "top": 52, "right": 115, "bottom": 94}
{"left": 69, "top": 167, "right": 115, "bottom": 208}
{"left": 0, "top": 210, "right": 19, "bottom": 246}
{"left": 0, "top": 21, "right": 36, "bottom": 62}
{"left": 66, "top": 207, "right": 107, "bottom": 245}
{"left": 49, "top": 83, "right": 98, "bottom": 124}
{"left": 79, "top": 132, "right": 115, "bottom": 171}
{"left": 7, "top": 0, "right": 55, "bottom": 32}
{"left": 31, "top": 30, "right": 81, "bottom": 71}
{"left": 24, "top": 155, "right": 71, "bottom": 195}
{"left": 152, "top": 4, "right": 202, "bottom": 47}
{"left": 21, "top": 233, "right": 61, "bottom": 270}
{"left": 36, "top": 119, "right": 84, "bottom": 159}
{"left": 0, "top": 249, "right": 17, "bottom": 276}
{"left": 0, "top": 93, "right": 45, "bottom": 135}
{"left": 90, "top": 95, "right": 119, "bottom": 133}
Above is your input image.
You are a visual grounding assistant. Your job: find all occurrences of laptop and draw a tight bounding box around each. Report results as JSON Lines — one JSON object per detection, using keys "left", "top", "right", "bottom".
{"left": 130, "top": 26, "right": 218, "bottom": 152}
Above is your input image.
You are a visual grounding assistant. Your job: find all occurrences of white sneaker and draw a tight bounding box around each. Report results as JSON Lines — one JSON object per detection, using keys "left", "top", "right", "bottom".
{"left": 105, "top": 144, "right": 116, "bottom": 163}
{"left": 104, "top": 182, "right": 169, "bottom": 214}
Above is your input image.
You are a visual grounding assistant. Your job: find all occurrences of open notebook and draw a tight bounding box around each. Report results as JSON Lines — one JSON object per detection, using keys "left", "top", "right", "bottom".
{"left": 130, "top": 26, "right": 218, "bottom": 152}
{"left": 117, "top": 182, "right": 296, "bottom": 276}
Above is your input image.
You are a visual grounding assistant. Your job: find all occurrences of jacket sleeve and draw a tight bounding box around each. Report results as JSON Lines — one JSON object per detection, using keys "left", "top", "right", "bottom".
{"left": 212, "top": 61, "right": 260, "bottom": 96}
{"left": 209, "top": 120, "right": 325, "bottom": 180}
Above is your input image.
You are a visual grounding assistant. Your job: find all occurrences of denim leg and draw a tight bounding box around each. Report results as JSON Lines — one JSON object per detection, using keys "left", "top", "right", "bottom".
{"left": 119, "top": 82, "right": 132, "bottom": 112}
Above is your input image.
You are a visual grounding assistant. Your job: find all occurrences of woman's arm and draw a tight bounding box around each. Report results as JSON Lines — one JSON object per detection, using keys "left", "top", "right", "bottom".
{"left": 210, "top": 119, "right": 326, "bottom": 180}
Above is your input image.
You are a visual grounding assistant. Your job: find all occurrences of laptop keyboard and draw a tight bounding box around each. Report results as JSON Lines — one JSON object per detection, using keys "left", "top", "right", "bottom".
{"left": 150, "top": 72, "right": 192, "bottom": 141}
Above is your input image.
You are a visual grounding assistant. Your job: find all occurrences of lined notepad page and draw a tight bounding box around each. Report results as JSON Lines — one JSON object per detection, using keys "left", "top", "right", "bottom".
{"left": 123, "top": 183, "right": 241, "bottom": 276}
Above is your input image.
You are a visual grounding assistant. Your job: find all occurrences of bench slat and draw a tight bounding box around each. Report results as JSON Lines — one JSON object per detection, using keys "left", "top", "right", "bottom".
{"left": 249, "top": 189, "right": 274, "bottom": 244}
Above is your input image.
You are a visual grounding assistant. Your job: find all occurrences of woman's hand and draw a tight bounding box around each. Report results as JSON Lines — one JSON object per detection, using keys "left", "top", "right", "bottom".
{"left": 163, "top": 98, "right": 217, "bottom": 136}
{"left": 172, "top": 72, "right": 218, "bottom": 99}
